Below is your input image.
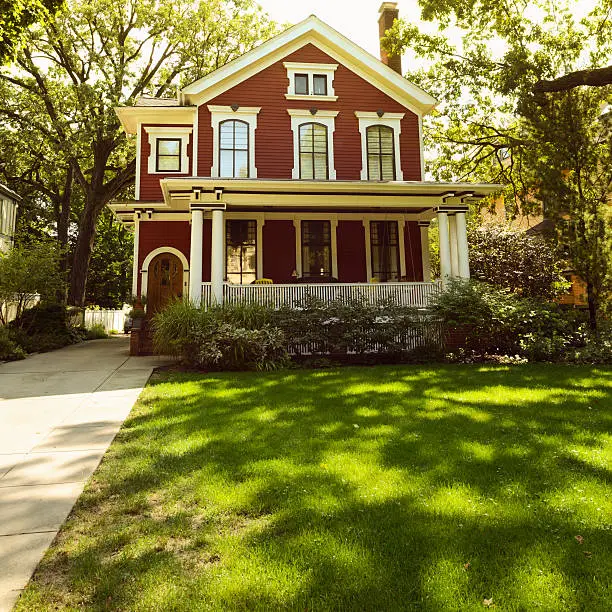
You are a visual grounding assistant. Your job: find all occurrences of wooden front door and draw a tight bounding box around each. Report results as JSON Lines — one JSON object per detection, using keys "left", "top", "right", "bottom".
{"left": 147, "top": 252, "right": 183, "bottom": 315}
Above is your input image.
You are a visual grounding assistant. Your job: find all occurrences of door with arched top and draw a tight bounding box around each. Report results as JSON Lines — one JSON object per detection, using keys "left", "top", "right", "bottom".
{"left": 146, "top": 252, "right": 183, "bottom": 315}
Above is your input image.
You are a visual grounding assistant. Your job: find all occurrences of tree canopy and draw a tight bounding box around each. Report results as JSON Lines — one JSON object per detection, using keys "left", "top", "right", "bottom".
{"left": 385, "top": 0, "right": 612, "bottom": 327}
{"left": 0, "top": 0, "right": 278, "bottom": 305}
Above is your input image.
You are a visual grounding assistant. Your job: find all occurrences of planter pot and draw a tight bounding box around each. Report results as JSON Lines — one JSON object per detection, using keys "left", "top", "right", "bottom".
{"left": 131, "top": 317, "right": 144, "bottom": 331}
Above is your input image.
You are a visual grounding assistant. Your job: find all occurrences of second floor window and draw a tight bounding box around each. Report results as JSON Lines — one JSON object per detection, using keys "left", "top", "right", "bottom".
{"left": 367, "top": 125, "right": 395, "bottom": 180}
{"left": 156, "top": 138, "right": 181, "bottom": 172}
{"left": 226, "top": 219, "right": 256, "bottom": 284}
{"left": 371, "top": 221, "right": 400, "bottom": 282}
{"left": 302, "top": 220, "right": 331, "bottom": 277}
{"left": 313, "top": 74, "right": 327, "bottom": 95}
{"left": 299, "top": 123, "right": 328, "bottom": 180}
{"left": 295, "top": 74, "right": 309, "bottom": 95}
{"left": 220, "top": 119, "right": 249, "bottom": 178}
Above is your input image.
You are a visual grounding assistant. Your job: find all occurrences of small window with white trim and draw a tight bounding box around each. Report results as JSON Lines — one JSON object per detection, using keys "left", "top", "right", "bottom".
{"left": 284, "top": 62, "right": 338, "bottom": 101}
{"left": 155, "top": 138, "right": 181, "bottom": 172}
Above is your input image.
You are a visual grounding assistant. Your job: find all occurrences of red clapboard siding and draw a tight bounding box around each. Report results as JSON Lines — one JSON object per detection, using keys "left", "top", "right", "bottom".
{"left": 403, "top": 221, "right": 423, "bottom": 281}
{"left": 336, "top": 221, "right": 367, "bottom": 282}
{"left": 137, "top": 221, "right": 191, "bottom": 294}
{"left": 139, "top": 125, "right": 193, "bottom": 202}
{"left": 262, "top": 220, "right": 296, "bottom": 282}
{"left": 198, "top": 43, "right": 421, "bottom": 180}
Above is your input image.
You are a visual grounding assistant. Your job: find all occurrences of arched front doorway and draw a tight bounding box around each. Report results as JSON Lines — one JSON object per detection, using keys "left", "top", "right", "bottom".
{"left": 146, "top": 252, "right": 183, "bottom": 315}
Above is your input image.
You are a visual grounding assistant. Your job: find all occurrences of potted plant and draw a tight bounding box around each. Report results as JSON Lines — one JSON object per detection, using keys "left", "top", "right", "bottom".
{"left": 128, "top": 296, "right": 146, "bottom": 331}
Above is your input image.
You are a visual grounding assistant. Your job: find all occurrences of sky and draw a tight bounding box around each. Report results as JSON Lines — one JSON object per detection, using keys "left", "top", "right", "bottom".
{"left": 256, "top": 0, "right": 424, "bottom": 60}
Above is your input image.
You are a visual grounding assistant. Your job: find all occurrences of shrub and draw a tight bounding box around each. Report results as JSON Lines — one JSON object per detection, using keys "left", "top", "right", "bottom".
{"left": 0, "top": 326, "right": 26, "bottom": 361}
{"left": 431, "top": 279, "right": 588, "bottom": 360}
{"left": 86, "top": 324, "right": 108, "bottom": 340}
{"left": 152, "top": 300, "right": 288, "bottom": 371}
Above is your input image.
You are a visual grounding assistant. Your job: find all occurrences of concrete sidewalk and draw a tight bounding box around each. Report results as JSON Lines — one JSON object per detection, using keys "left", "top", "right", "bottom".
{"left": 0, "top": 336, "right": 170, "bottom": 611}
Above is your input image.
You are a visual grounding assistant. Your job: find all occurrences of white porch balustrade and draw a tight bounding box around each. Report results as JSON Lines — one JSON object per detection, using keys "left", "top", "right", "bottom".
{"left": 200, "top": 281, "right": 441, "bottom": 309}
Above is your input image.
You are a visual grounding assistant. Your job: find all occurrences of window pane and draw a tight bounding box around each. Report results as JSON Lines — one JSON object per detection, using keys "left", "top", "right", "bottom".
{"left": 300, "top": 153, "right": 314, "bottom": 179}
{"left": 219, "top": 149, "right": 234, "bottom": 177}
{"left": 313, "top": 153, "right": 328, "bottom": 179}
{"left": 302, "top": 221, "right": 331, "bottom": 277}
{"left": 366, "top": 125, "right": 395, "bottom": 180}
{"left": 381, "top": 155, "right": 395, "bottom": 180}
{"left": 370, "top": 221, "right": 399, "bottom": 281}
{"left": 157, "top": 155, "right": 180, "bottom": 171}
{"left": 157, "top": 139, "right": 180, "bottom": 156}
{"left": 295, "top": 74, "right": 308, "bottom": 94}
{"left": 313, "top": 75, "right": 327, "bottom": 95}
{"left": 235, "top": 150, "right": 248, "bottom": 178}
{"left": 368, "top": 155, "right": 381, "bottom": 180}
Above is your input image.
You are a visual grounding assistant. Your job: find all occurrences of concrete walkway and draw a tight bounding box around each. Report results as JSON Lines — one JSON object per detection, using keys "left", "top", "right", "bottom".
{"left": 0, "top": 336, "right": 170, "bottom": 611}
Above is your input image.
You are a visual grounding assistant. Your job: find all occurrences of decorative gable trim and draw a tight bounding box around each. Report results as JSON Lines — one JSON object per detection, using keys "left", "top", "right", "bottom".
{"left": 181, "top": 16, "right": 437, "bottom": 115}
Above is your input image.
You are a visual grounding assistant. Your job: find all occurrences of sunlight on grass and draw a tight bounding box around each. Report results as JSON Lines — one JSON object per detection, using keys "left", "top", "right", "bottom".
{"left": 16, "top": 364, "right": 612, "bottom": 611}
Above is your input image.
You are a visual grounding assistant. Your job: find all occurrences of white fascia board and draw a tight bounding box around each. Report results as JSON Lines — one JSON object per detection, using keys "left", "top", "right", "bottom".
{"left": 115, "top": 106, "right": 197, "bottom": 134}
{"left": 181, "top": 15, "right": 438, "bottom": 115}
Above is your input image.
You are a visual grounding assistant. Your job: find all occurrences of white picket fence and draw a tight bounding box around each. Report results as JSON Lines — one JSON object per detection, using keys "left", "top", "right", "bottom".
{"left": 83, "top": 309, "right": 127, "bottom": 332}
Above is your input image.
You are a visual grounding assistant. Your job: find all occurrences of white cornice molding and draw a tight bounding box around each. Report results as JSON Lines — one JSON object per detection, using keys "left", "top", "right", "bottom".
{"left": 115, "top": 107, "right": 196, "bottom": 134}
{"left": 354, "top": 111, "right": 405, "bottom": 120}
{"left": 206, "top": 105, "right": 262, "bottom": 115}
{"left": 283, "top": 61, "right": 338, "bottom": 71}
{"left": 287, "top": 109, "right": 339, "bottom": 118}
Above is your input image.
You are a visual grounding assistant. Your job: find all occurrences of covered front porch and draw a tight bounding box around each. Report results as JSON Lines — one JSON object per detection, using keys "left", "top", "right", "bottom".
{"left": 111, "top": 178, "right": 499, "bottom": 310}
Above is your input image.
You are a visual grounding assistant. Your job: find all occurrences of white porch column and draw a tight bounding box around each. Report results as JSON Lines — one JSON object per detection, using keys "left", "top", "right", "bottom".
{"left": 455, "top": 211, "right": 470, "bottom": 279}
{"left": 131, "top": 215, "right": 140, "bottom": 297}
{"left": 449, "top": 214, "right": 459, "bottom": 277}
{"left": 418, "top": 221, "right": 431, "bottom": 282}
{"left": 210, "top": 208, "right": 225, "bottom": 304}
{"left": 189, "top": 209, "right": 204, "bottom": 306}
{"left": 437, "top": 210, "right": 452, "bottom": 282}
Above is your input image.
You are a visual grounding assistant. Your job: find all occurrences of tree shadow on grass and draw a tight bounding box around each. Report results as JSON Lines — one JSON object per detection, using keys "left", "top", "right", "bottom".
{"left": 17, "top": 364, "right": 612, "bottom": 611}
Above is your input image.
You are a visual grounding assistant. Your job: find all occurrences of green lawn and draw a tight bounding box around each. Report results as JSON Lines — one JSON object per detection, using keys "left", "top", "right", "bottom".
{"left": 18, "top": 365, "right": 612, "bottom": 611}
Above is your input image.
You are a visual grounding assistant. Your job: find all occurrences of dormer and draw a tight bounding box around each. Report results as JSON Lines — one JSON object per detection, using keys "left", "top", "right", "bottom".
{"left": 284, "top": 62, "right": 338, "bottom": 102}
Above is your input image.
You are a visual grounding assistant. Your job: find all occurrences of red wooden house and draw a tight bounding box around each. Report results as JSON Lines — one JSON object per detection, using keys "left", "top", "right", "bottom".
{"left": 111, "top": 3, "right": 498, "bottom": 314}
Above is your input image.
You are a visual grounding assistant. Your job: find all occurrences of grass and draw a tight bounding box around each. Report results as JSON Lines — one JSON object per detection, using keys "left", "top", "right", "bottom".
{"left": 17, "top": 364, "right": 612, "bottom": 611}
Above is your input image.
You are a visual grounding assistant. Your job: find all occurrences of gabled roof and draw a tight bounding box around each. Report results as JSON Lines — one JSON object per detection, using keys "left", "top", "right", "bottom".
{"left": 181, "top": 15, "right": 437, "bottom": 116}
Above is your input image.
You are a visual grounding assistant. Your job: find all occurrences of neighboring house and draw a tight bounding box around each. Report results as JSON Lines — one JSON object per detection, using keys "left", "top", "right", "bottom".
{"left": 0, "top": 183, "right": 20, "bottom": 253}
{"left": 110, "top": 3, "right": 499, "bottom": 315}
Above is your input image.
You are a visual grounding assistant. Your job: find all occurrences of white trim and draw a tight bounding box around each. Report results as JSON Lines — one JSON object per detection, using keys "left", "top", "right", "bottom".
{"left": 115, "top": 106, "right": 197, "bottom": 134}
{"left": 449, "top": 214, "right": 459, "bottom": 277}
{"left": 208, "top": 105, "right": 261, "bottom": 178}
{"left": 192, "top": 111, "right": 199, "bottom": 175}
{"left": 284, "top": 61, "right": 337, "bottom": 100}
{"left": 418, "top": 115, "right": 425, "bottom": 180}
{"left": 363, "top": 217, "right": 407, "bottom": 282}
{"left": 144, "top": 126, "right": 192, "bottom": 175}
{"left": 180, "top": 16, "right": 437, "bottom": 114}
{"left": 141, "top": 246, "right": 189, "bottom": 298}
{"left": 135, "top": 122, "right": 141, "bottom": 200}
{"left": 132, "top": 216, "right": 140, "bottom": 296}
{"left": 288, "top": 109, "right": 338, "bottom": 179}
{"left": 355, "top": 111, "right": 404, "bottom": 181}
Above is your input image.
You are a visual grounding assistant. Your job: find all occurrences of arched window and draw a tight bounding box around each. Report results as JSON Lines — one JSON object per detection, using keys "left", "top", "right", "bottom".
{"left": 219, "top": 120, "right": 249, "bottom": 178}
{"left": 299, "top": 123, "right": 328, "bottom": 179}
{"left": 366, "top": 125, "right": 395, "bottom": 180}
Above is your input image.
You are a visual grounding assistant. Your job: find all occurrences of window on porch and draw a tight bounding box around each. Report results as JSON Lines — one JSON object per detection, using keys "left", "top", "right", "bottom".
{"left": 301, "top": 220, "right": 331, "bottom": 278}
{"left": 370, "top": 220, "right": 400, "bottom": 281}
{"left": 226, "top": 220, "right": 256, "bottom": 284}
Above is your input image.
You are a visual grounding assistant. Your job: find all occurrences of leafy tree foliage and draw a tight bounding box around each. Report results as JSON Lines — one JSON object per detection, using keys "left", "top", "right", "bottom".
{"left": 0, "top": 0, "right": 63, "bottom": 63}
{"left": 0, "top": 0, "right": 278, "bottom": 305}
{"left": 384, "top": 0, "right": 612, "bottom": 327}
{"left": 0, "top": 241, "right": 65, "bottom": 324}
{"left": 468, "top": 224, "right": 567, "bottom": 299}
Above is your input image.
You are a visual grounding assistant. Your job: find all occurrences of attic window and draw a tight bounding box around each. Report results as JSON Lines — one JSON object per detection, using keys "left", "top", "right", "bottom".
{"left": 284, "top": 62, "right": 338, "bottom": 101}
{"left": 156, "top": 138, "right": 181, "bottom": 172}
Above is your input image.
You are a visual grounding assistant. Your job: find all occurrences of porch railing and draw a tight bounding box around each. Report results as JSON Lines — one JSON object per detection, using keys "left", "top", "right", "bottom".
{"left": 210, "top": 281, "right": 441, "bottom": 309}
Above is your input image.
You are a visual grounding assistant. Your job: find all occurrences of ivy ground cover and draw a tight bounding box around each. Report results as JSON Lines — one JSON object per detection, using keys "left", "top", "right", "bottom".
{"left": 17, "top": 365, "right": 611, "bottom": 611}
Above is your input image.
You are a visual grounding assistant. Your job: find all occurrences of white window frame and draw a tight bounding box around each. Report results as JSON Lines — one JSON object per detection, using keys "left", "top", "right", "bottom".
{"left": 144, "top": 126, "right": 192, "bottom": 175}
{"left": 355, "top": 111, "right": 405, "bottom": 181}
{"left": 208, "top": 105, "right": 261, "bottom": 178}
{"left": 284, "top": 62, "right": 338, "bottom": 102}
{"left": 288, "top": 109, "right": 338, "bottom": 180}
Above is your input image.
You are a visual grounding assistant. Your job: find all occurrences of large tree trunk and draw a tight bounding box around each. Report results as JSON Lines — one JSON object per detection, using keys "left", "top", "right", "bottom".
{"left": 586, "top": 280, "right": 598, "bottom": 332}
{"left": 68, "top": 199, "right": 102, "bottom": 306}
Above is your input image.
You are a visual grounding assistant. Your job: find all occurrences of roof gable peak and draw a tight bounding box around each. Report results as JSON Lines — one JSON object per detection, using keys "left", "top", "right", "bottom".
{"left": 181, "top": 15, "right": 437, "bottom": 115}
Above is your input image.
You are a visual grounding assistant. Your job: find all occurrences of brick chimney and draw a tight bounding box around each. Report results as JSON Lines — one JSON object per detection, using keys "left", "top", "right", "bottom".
{"left": 378, "top": 2, "right": 401, "bottom": 74}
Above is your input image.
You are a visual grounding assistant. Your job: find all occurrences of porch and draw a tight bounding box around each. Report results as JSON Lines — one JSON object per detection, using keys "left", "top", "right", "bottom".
{"left": 204, "top": 280, "right": 442, "bottom": 309}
